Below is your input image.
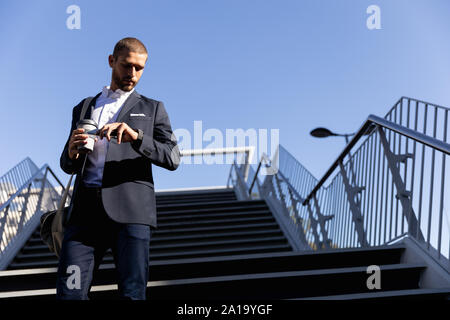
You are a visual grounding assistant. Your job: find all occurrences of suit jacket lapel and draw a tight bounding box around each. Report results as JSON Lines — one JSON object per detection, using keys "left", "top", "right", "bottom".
{"left": 116, "top": 90, "right": 141, "bottom": 122}
{"left": 83, "top": 92, "right": 102, "bottom": 120}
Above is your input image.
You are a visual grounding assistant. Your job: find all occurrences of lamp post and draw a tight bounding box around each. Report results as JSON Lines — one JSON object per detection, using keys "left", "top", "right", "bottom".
{"left": 309, "top": 127, "right": 360, "bottom": 185}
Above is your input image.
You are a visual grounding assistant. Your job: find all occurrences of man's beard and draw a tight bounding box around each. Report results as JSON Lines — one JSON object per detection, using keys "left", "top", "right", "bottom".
{"left": 112, "top": 70, "right": 135, "bottom": 91}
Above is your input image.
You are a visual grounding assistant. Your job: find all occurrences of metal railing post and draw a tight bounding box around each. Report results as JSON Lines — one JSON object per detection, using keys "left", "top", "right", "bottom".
{"left": 377, "top": 126, "right": 425, "bottom": 242}
{"left": 285, "top": 186, "right": 311, "bottom": 249}
{"left": 312, "top": 194, "right": 334, "bottom": 249}
{"left": 17, "top": 182, "right": 32, "bottom": 233}
{"left": 34, "top": 167, "right": 49, "bottom": 217}
{"left": 305, "top": 202, "right": 323, "bottom": 250}
{"left": 0, "top": 204, "right": 10, "bottom": 247}
{"left": 338, "top": 160, "right": 368, "bottom": 247}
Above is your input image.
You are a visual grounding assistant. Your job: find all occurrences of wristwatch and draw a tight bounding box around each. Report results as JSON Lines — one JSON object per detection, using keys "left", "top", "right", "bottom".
{"left": 132, "top": 128, "right": 144, "bottom": 147}
{"left": 135, "top": 128, "right": 144, "bottom": 141}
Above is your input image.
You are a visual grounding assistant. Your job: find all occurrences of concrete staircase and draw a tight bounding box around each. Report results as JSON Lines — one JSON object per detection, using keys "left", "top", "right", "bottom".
{"left": 0, "top": 188, "right": 449, "bottom": 300}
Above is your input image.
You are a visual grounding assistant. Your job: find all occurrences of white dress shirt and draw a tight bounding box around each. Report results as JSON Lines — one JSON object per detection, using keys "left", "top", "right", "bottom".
{"left": 83, "top": 86, "right": 135, "bottom": 187}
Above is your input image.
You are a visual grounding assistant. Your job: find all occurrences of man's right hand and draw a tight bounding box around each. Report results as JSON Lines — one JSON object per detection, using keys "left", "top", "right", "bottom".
{"left": 68, "top": 128, "right": 91, "bottom": 160}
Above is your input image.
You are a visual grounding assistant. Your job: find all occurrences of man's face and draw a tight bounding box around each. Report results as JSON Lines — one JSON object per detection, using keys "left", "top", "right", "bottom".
{"left": 109, "top": 50, "right": 147, "bottom": 91}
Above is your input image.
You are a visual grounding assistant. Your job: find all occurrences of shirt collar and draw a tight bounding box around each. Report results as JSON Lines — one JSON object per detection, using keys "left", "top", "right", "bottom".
{"left": 101, "top": 86, "right": 135, "bottom": 100}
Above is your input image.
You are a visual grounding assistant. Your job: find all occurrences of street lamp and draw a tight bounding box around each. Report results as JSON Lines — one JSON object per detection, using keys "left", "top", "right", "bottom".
{"left": 310, "top": 127, "right": 356, "bottom": 144}
{"left": 310, "top": 124, "right": 376, "bottom": 144}
{"left": 310, "top": 124, "right": 377, "bottom": 197}
{"left": 310, "top": 126, "right": 364, "bottom": 186}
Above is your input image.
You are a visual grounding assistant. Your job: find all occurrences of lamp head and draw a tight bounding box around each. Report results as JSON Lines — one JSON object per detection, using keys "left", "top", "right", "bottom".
{"left": 310, "top": 127, "right": 336, "bottom": 138}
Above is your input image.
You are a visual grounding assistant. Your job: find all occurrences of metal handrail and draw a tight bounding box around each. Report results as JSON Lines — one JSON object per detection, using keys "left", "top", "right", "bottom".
{"left": 0, "top": 166, "right": 68, "bottom": 214}
{"left": 302, "top": 114, "right": 450, "bottom": 206}
{"left": 395, "top": 96, "right": 450, "bottom": 113}
{"left": 182, "top": 146, "right": 255, "bottom": 182}
{"left": 227, "top": 97, "right": 449, "bottom": 267}
{"left": 227, "top": 160, "right": 252, "bottom": 200}
{"left": 0, "top": 159, "right": 68, "bottom": 269}
{"left": 0, "top": 165, "right": 48, "bottom": 213}
{"left": 248, "top": 153, "right": 271, "bottom": 195}
{"left": 47, "top": 167, "right": 70, "bottom": 194}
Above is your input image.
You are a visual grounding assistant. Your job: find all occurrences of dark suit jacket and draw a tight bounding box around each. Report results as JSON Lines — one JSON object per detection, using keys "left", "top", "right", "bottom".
{"left": 60, "top": 90, "right": 180, "bottom": 228}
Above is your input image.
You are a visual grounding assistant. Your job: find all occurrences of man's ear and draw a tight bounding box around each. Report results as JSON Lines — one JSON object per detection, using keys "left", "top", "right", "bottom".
{"left": 108, "top": 54, "right": 114, "bottom": 68}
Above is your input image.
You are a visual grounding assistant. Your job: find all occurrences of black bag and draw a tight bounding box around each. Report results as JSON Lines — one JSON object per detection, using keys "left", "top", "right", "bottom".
{"left": 40, "top": 174, "right": 74, "bottom": 258}
{"left": 40, "top": 96, "right": 93, "bottom": 258}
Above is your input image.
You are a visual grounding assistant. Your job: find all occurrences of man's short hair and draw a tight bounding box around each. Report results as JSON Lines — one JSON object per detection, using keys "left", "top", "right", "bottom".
{"left": 113, "top": 37, "right": 148, "bottom": 58}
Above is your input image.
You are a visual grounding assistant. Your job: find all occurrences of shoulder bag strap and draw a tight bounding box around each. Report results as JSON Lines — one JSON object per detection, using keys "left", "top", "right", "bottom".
{"left": 78, "top": 96, "right": 94, "bottom": 176}
{"left": 60, "top": 96, "right": 95, "bottom": 207}
{"left": 80, "top": 96, "right": 94, "bottom": 121}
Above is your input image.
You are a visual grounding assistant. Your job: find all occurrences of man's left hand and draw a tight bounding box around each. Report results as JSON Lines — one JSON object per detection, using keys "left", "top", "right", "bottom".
{"left": 98, "top": 122, "right": 138, "bottom": 144}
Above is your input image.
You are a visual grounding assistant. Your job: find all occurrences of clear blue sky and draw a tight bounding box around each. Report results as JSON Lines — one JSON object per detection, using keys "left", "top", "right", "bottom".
{"left": 1, "top": 0, "right": 450, "bottom": 190}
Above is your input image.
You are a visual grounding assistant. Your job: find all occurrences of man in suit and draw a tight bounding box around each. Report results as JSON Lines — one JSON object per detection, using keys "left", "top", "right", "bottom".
{"left": 56, "top": 37, "right": 180, "bottom": 300}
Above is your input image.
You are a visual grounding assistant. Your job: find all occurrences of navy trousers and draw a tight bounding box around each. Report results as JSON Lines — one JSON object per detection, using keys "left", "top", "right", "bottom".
{"left": 56, "top": 184, "right": 152, "bottom": 300}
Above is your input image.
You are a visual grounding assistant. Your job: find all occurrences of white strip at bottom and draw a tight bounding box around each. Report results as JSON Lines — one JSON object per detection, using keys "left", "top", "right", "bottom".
{"left": 0, "top": 280, "right": 173, "bottom": 298}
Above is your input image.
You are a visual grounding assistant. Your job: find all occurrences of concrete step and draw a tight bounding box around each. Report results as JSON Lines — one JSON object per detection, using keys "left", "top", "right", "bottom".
{"left": 155, "top": 199, "right": 267, "bottom": 212}
{"left": 156, "top": 215, "right": 276, "bottom": 229}
{"left": 156, "top": 204, "right": 270, "bottom": 217}
{"left": 27, "top": 221, "right": 282, "bottom": 244}
{"left": 0, "top": 263, "right": 425, "bottom": 300}
{"left": 155, "top": 189, "right": 236, "bottom": 202}
{"left": 7, "top": 243, "right": 293, "bottom": 270}
{"left": 155, "top": 209, "right": 272, "bottom": 222}
{"left": 21, "top": 229, "right": 287, "bottom": 254}
{"left": 296, "top": 288, "right": 450, "bottom": 300}
{"left": 14, "top": 235, "right": 290, "bottom": 263}
{"left": 2, "top": 245, "right": 405, "bottom": 292}
{"left": 156, "top": 194, "right": 237, "bottom": 205}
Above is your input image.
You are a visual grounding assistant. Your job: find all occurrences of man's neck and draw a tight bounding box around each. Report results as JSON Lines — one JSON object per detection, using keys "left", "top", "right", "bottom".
{"left": 110, "top": 82, "right": 118, "bottom": 91}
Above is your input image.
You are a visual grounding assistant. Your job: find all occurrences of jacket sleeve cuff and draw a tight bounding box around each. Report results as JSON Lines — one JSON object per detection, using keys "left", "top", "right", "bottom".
{"left": 131, "top": 128, "right": 155, "bottom": 157}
